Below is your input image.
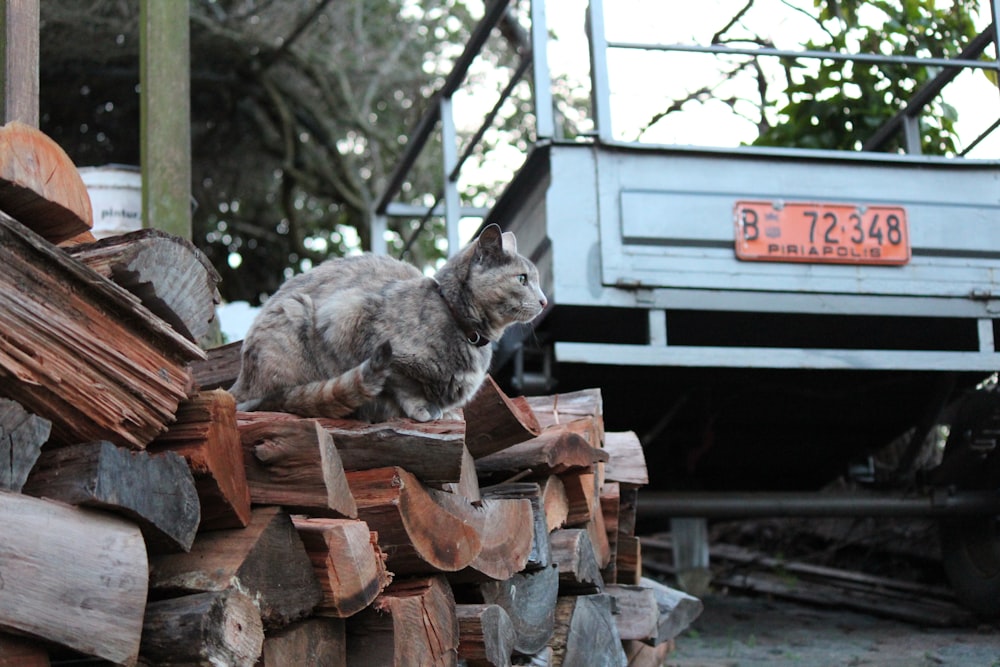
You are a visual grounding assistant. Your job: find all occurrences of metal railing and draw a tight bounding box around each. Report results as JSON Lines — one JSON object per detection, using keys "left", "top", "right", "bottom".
{"left": 373, "top": 0, "right": 1000, "bottom": 256}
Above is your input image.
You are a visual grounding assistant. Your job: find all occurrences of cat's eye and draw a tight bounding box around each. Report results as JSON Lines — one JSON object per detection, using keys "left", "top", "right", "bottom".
{"left": 516, "top": 274, "right": 527, "bottom": 285}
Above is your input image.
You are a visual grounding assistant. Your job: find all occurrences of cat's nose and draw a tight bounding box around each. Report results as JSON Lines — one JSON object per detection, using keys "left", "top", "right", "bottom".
{"left": 538, "top": 294, "right": 548, "bottom": 309}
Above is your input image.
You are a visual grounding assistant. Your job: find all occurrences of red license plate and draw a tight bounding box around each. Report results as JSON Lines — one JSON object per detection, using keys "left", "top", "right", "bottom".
{"left": 734, "top": 200, "right": 910, "bottom": 265}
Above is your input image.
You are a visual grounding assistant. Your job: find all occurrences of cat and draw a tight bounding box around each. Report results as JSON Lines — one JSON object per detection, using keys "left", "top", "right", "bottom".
{"left": 229, "top": 223, "right": 547, "bottom": 422}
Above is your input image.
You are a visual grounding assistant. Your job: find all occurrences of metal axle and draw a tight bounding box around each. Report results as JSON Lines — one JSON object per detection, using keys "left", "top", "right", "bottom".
{"left": 638, "top": 490, "right": 1000, "bottom": 519}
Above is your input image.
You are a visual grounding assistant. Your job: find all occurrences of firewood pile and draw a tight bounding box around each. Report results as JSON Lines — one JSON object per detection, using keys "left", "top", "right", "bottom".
{"left": 0, "top": 122, "right": 702, "bottom": 666}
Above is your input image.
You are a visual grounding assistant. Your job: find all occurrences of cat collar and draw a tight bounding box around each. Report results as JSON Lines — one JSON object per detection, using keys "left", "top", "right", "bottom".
{"left": 436, "top": 285, "right": 491, "bottom": 347}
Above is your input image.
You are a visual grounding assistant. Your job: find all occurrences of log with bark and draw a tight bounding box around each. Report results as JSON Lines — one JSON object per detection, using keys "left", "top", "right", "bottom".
{"left": 0, "top": 490, "right": 147, "bottom": 665}
{"left": 239, "top": 411, "right": 468, "bottom": 488}
{"left": 0, "top": 121, "right": 92, "bottom": 243}
{"left": 149, "top": 390, "right": 252, "bottom": 530}
{"left": 66, "top": 229, "right": 222, "bottom": 346}
{"left": 257, "top": 617, "right": 346, "bottom": 667}
{"left": 346, "top": 466, "right": 481, "bottom": 575}
{"left": 140, "top": 590, "right": 264, "bottom": 667}
{"left": 0, "top": 212, "right": 202, "bottom": 449}
{"left": 0, "top": 397, "right": 50, "bottom": 492}
{"left": 239, "top": 416, "right": 357, "bottom": 518}
{"left": 456, "top": 603, "right": 515, "bottom": 667}
{"left": 150, "top": 506, "right": 322, "bottom": 629}
{"left": 479, "top": 482, "right": 551, "bottom": 569}
{"left": 463, "top": 375, "right": 541, "bottom": 458}
{"left": 23, "top": 439, "right": 200, "bottom": 552}
{"left": 293, "top": 517, "right": 392, "bottom": 618}
{"left": 346, "top": 576, "right": 458, "bottom": 667}
{"left": 480, "top": 563, "right": 559, "bottom": 656}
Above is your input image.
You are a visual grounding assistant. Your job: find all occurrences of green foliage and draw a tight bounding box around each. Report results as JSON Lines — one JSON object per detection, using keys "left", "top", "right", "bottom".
{"left": 753, "top": 0, "right": 980, "bottom": 153}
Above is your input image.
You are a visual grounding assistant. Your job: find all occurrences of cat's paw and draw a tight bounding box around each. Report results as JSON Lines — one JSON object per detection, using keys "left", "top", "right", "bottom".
{"left": 405, "top": 403, "right": 444, "bottom": 422}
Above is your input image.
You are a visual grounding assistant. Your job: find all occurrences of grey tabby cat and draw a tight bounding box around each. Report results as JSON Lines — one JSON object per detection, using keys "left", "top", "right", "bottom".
{"left": 230, "top": 224, "right": 546, "bottom": 422}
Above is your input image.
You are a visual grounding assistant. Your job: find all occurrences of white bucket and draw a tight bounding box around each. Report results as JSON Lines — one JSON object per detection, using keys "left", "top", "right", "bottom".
{"left": 78, "top": 165, "right": 143, "bottom": 239}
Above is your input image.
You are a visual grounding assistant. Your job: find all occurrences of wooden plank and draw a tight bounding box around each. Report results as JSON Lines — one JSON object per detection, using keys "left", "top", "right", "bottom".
{"left": 139, "top": 0, "right": 191, "bottom": 239}
{"left": 0, "top": 490, "right": 147, "bottom": 664}
{"left": 150, "top": 506, "right": 323, "bottom": 629}
{"left": 23, "top": 439, "right": 200, "bottom": 552}
{"left": 140, "top": 590, "right": 263, "bottom": 667}
{"left": 0, "top": 212, "right": 202, "bottom": 449}
{"left": 0, "top": 397, "right": 49, "bottom": 491}
{"left": 0, "top": 1, "right": 38, "bottom": 126}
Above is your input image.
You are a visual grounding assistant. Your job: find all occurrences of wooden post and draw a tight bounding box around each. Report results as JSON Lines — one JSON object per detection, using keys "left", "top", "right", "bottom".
{"left": 0, "top": 0, "right": 38, "bottom": 126}
{"left": 139, "top": 0, "right": 191, "bottom": 239}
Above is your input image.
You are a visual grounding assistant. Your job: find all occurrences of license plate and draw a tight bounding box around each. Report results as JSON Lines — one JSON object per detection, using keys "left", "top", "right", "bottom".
{"left": 734, "top": 200, "right": 910, "bottom": 265}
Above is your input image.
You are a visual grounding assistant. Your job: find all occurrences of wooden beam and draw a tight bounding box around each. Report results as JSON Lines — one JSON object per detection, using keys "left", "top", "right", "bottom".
{"left": 139, "top": 0, "right": 191, "bottom": 239}
{"left": 0, "top": 0, "right": 38, "bottom": 126}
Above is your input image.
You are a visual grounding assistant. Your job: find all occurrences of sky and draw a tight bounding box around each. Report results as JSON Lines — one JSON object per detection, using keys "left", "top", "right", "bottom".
{"left": 217, "top": 0, "right": 1000, "bottom": 341}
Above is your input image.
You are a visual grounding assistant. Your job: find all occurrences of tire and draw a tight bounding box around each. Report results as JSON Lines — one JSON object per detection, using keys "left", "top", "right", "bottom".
{"left": 941, "top": 516, "right": 1000, "bottom": 617}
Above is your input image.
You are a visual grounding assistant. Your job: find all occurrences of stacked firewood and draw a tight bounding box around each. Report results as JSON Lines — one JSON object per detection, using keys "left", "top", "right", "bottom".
{"left": 0, "top": 122, "right": 701, "bottom": 666}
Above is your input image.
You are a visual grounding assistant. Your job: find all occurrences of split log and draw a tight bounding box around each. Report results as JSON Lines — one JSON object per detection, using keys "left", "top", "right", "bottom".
{"left": 0, "top": 121, "right": 92, "bottom": 242}
{"left": 617, "top": 487, "right": 639, "bottom": 540}
{"left": 639, "top": 577, "right": 704, "bottom": 643}
{"left": 257, "top": 618, "right": 346, "bottom": 667}
{"left": 239, "top": 411, "right": 468, "bottom": 488}
{"left": 239, "top": 416, "right": 357, "bottom": 518}
{"left": 0, "top": 635, "right": 49, "bottom": 667}
{"left": 622, "top": 639, "right": 673, "bottom": 667}
{"left": 480, "top": 482, "right": 551, "bottom": 569}
{"left": 150, "top": 506, "right": 322, "bottom": 629}
{"left": 475, "top": 427, "right": 608, "bottom": 481}
{"left": 346, "top": 466, "right": 481, "bottom": 575}
{"left": 293, "top": 517, "right": 391, "bottom": 618}
{"left": 601, "top": 483, "right": 621, "bottom": 584}
{"left": 66, "top": 229, "right": 221, "bottom": 346}
{"left": 0, "top": 212, "right": 202, "bottom": 449}
{"left": 562, "top": 471, "right": 613, "bottom": 568}
{"left": 346, "top": 576, "right": 458, "bottom": 667}
{"left": 603, "top": 432, "right": 648, "bottom": 487}
{"left": 550, "top": 528, "right": 605, "bottom": 594}
{"left": 0, "top": 490, "right": 146, "bottom": 665}
{"left": 149, "top": 390, "right": 251, "bottom": 530}
{"left": 191, "top": 340, "right": 242, "bottom": 390}
{"left": 463, "top": 375, "right": 540, "bottom": 458}
{"left": 23, "top": 439, "right": 200, "bottom": 552}
{"left": 430, "top": 490, "right": 534, "bottom": 581}
{"left": 541, "top": 474, "right": 569, "bottom": 532}
{"left": 0, "top": 397, "right": 50, "bottom": 492}
{"left": 605, "top": 585, "right": 659, "bottom": 644}
{"left": 442, "top": 444, "right": 481, "bottom": 501}
{"left": 456, "top": 604, "right": 515, "bottom": 667}
{"left": 524, "top": 388, "right": 603, "bottom": 432}
{"left": 549, "top": 594, "right": 626, "bottom": 667}
{"left": 617, "top": 536, "right": 642, "bottom": 585}
{"left": 480, "top": 564, "right": 559, "bottom": 656}
{"left": 140, "top": 590, "right": 264, "bottom": 667}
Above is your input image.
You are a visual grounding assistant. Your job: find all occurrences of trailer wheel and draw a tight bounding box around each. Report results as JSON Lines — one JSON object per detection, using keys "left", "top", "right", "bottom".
{"left": 941, "top": 516, "right": 1000, "bottom": 617}
{"left": 938, "top": 389, "right": 1000, "bottom": 617}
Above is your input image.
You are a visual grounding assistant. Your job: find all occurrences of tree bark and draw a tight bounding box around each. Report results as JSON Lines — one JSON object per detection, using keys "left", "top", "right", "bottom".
{"left": 0, "top": 121, "right": 92, "bottom": 243}
{"left": 0, "top": 397, "right": 50, "bottom": 492}
{"left": 23, "top": 439, "right": 200, "bottom": 552}
{"left": 0, "top": 490, "right": 147, "bottom": 665}
{"left": 150, "top": 506, "right": 322, "bottom": 629}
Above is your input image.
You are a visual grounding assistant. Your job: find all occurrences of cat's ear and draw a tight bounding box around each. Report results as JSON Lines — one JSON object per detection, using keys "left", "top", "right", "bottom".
{"left": 501, "top": 231, "right": 517, "bottom": 254}
{"left": 475, "top": 224, "right": 505, "bottom": 261}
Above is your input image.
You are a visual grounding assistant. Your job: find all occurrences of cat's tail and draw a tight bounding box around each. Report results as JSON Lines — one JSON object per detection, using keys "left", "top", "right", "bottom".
{"left": 236, "top": 341, "right": 392, "bottom": 418}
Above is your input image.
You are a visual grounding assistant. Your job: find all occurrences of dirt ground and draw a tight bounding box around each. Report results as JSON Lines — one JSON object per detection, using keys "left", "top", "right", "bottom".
{"left": 665, "top": 590, "right": 1000, "bottom": 667}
